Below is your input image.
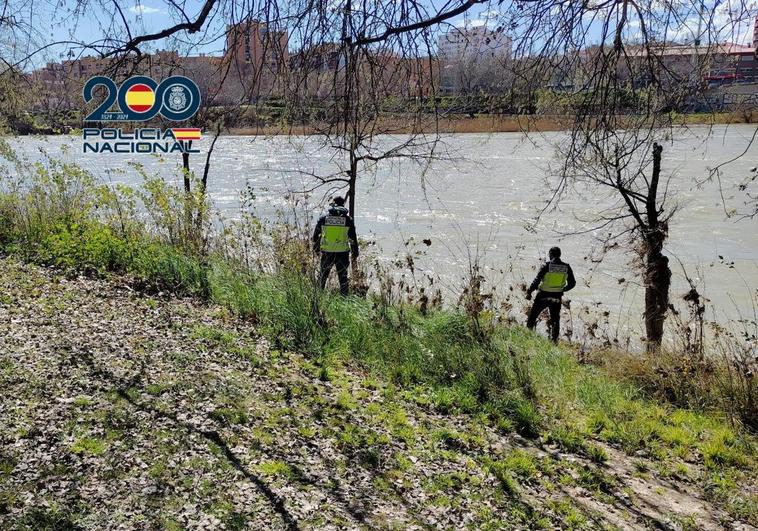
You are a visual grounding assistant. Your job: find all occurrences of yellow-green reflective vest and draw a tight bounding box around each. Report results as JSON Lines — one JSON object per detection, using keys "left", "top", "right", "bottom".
{"left": 320, "top": 216, "right": 350, "bottom": 252}
{"left": 539, "top": 263, "right": 569, "bottom": 293}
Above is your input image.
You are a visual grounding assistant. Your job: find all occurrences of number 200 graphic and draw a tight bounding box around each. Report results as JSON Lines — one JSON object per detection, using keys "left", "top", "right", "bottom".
{"left": 83, "top": 75, "right": 201, "bottom": 122}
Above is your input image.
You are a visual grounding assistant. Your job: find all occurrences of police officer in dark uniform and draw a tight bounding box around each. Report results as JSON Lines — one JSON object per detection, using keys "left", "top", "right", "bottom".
{"left": 526, "top": 247, "right": 576, "bottom": 343}
{"left": 312, "top": 196, "right": 358, "bottom": 295}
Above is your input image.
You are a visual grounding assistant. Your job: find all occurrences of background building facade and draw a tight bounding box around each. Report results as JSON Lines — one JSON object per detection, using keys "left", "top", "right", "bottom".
{"left": 437, "top": 26, "right": 512, "bottom": 95}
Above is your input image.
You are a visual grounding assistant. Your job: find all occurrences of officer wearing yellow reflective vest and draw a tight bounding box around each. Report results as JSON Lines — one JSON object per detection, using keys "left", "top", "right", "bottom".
{"left": 312, "top": 196, "right": 359, "bottom": 295}
{"left": 526, "top": 247, "right": 576, "bottom": 343}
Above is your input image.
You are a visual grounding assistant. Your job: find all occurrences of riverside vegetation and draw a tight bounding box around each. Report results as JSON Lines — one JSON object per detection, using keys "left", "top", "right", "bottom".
{"left": 0, "top": 141, "right": 756, "bottom": 528}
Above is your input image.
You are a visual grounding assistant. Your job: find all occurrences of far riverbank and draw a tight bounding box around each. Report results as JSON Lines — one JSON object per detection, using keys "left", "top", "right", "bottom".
{"left": 7, "top": 111, "right": 755, "bottom": 137}
{"left": 226, "top": 111, "right": 755, "bottom": 135}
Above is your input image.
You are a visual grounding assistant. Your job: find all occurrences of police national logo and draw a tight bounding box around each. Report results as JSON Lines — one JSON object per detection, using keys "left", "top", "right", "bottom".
{"left": 83, "top": 75, "right": 201, "bottom": 122}
{"left": 82, "top": 75, "right": 202, "bottom": 154}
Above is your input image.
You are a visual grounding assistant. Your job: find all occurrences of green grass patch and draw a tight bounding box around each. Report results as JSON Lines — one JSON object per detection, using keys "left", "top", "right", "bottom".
{"left": 191, "top": 324, "right": 238, "bottom": 347}
{"left": 70, "top": 436, "right": 107, "bottom": 456}
{"left": 257, "top": 460, "right": 293, "bottom": 478}
{"left": 500, "top": 449, "right": 539, "bottom": 480}
{"left": 210, "top": 407, "right": 250, "bottom": 426}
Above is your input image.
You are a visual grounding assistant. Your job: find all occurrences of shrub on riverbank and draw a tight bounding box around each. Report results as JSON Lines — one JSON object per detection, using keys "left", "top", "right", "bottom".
{"left": 0, "top": 143, "right": 756, "bottom": 520}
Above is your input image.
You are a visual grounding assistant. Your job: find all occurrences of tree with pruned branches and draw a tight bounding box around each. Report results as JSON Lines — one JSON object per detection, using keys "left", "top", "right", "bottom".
{"left": 504, "top": 0, "right": 756, "bottom": 349}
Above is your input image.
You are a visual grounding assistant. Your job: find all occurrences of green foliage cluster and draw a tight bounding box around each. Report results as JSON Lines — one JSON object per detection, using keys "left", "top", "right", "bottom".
{"left": 534, "top": 87, "right": 652, "bottom": 115}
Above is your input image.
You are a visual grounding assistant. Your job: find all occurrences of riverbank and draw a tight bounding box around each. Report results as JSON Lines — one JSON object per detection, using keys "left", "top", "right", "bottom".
{"left": 1, "top": 256, "right": 756, "bottom": 528}
{"left": 227, "top": 111, "right": 756, "bottom": 135}
{"left": 0, "top": 144, "right": 757, "bottom": 527}
{"left": 9, "top": 110, "right": 755, "bottom": 137}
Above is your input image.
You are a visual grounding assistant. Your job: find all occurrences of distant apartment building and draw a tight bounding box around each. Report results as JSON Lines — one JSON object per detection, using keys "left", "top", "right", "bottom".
{"left": 437, "top": 25, "right": 512, "bottom": 94}
{"left": 287, "top": 44, "right": 439, "bottom": 100}
{"left": 224, "top": 19, "right": 288, "bottom": 91}
{"left": 703, "top": 45, "right": 757, "bottom": 86}
{"left": 621, "top": 42, "right": 757, "bottom": 88}
{"left": 32, "top": 56, "right": 131, "bottom": 109}
{"left": 288, "top": 43, "right": 343, "bottom": 98}
{"left": 617, "top": 18, "right": 758, "bottom": 91}
{"left": 709, "top": 18, "right": 758, "bottom": 85}
{"left": 225, "top": 20, "right": 288, "bottom": 66}
{"left": 438, "top": 25, "right": 512, "bottom": 61}
{"left": 30, "top": 18, "right": 291, "bottom": 110}
{"left": 291, "top": 43, "right": 343, "bottom": 74}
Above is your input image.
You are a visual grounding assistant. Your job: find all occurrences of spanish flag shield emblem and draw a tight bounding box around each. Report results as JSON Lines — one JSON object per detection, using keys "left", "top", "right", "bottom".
{"left": 124, "top": 84, "right": 156, "bottom": 113}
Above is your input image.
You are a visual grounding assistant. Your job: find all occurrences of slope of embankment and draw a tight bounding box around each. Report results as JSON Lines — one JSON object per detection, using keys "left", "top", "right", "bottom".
{"left": 0, "top": 257, "right": 756, "bottom": 530}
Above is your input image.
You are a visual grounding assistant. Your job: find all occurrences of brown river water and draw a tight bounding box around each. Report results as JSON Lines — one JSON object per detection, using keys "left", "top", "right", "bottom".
{"left": 6, "top": 125, "right": 758, "bottom": 345}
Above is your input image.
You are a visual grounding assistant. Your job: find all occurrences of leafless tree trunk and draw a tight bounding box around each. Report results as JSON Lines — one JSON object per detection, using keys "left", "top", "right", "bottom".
{"left": 642, "top": 143, "right": 671, "bottom": 350}
{"left": 182, "top": 152, "right": 191, "bottom": 193}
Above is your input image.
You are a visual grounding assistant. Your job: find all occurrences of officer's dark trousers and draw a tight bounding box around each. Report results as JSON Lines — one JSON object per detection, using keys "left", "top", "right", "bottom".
{"left": 319, "top": 252, "right": 350, "bottom": 295}
{"left": 526, "top": 291, "right": 562, "bottom": 342}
